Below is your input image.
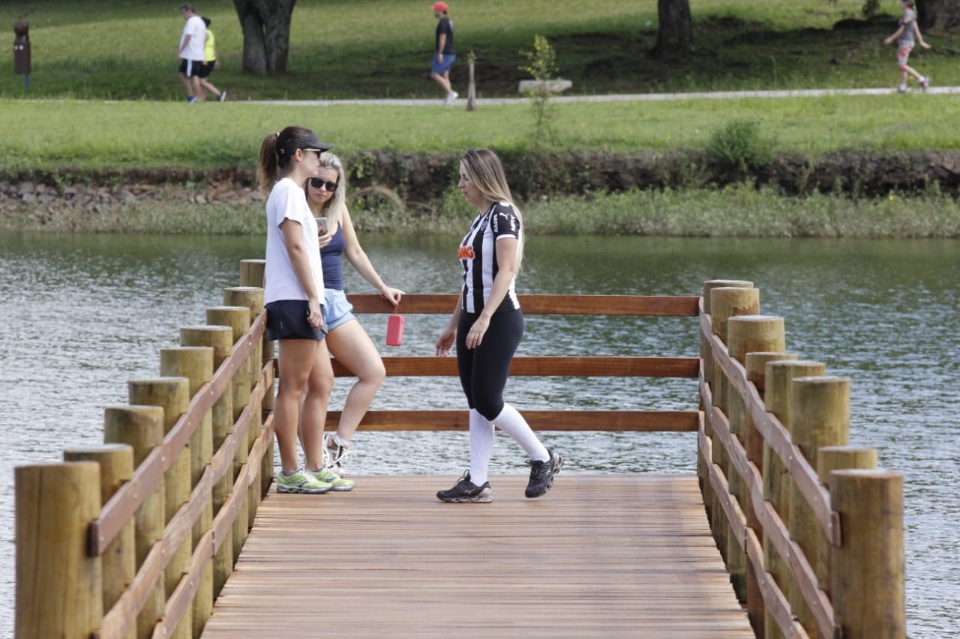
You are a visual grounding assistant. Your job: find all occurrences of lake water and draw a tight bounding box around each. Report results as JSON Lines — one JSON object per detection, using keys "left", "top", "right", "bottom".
{"left": 1, "top": 232, "right": 957, "bottom": 638}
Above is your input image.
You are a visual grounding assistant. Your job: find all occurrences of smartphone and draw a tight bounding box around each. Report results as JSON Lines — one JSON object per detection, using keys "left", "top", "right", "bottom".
{"left": 316, "top": 217, "right": 328, "bottom": 236}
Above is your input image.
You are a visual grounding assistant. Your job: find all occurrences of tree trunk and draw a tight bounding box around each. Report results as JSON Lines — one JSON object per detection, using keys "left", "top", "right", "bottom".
{"left": 656, "top": 0, "right": 693, "bottom": 57}
{"left": 232, "top": 0, "right": 296, "bottom": 76}
{"left": 917, "top": 0, "right": 960, "bottom": 30}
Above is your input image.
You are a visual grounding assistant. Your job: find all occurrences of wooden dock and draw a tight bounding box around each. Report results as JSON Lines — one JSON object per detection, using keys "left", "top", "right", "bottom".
{"left": 200, "top": 474, "right": 753, "bottom": 639}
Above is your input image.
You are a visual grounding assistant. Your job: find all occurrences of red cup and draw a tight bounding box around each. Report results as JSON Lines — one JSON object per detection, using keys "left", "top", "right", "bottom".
{"left": 386, "top": 313, "right": 405, "bottom": 346}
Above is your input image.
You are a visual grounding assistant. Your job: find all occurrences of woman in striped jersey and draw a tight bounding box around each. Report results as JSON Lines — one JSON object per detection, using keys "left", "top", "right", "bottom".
{"left": 435, "top": 148, "right": 563, "bottom": 503}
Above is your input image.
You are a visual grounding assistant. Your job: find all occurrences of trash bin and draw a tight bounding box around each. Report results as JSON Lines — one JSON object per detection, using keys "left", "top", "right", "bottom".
{"left": 13, "top": 20, "right": 30, "bottom": 75}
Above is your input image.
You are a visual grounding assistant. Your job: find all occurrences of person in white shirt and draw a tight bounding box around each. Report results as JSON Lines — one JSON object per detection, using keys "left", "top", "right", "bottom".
{"left": 177, "top": 3, "right": 206, "bottom": 103}
{"left": 257, "top": 125, "right": 344, "bottom": 495}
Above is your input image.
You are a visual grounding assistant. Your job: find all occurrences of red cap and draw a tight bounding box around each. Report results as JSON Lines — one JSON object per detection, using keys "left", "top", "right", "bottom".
{"left": 432, "top": 2, "right": 448, "bottom": 12}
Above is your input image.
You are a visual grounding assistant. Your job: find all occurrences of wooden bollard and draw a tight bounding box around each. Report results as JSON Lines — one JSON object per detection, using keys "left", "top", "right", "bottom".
{"left": 103, "top": 405, "right": 166, "bottom": 639}
{"left": 830, "top": 470, "right": 905, "bottom": 639}
{"left": 63, "top": 444, "right": 136, "bottom": 639}
{"left": 160, "top": 346, "right": 215, "bottom": 637}
{"left": 788, "top": 375, "right": 850, "bottom": 636}
{"left": 816, "top": 446, "right": 877, "bottom": 591}
{"left": 188, "top": 320, "right": 237, "bottom": 597}
{"left": 725, "top": 316, "right": 784, "bottom": 621}
{"left": 786, "top": 375, "right": 850, "bottom": 636}
{"left": 705, "top": 287, "right": 760, "bottom": 560}
{"left": 239, "top": 259, "right": 265, "bottom": 288}
{"left": 724, "top": 316, "right": 785, "bottom": 615}
{"left": 128, "top": 377, "right": 192, "bottom": 639}
{"left": 762, "top": 359, "right": 825, "bottom": 639}
{"left": 223, "top": 286, "right": 266, "bottom": 527}
{"left": 16, "top": 462, "right": 103, "bottom": 639}
{"left": 206, "top": 305, "right": 253, "bottom": 564}
{"left": 698, "top": 280, "right": 753, "bottom": 522}
{"left": 702, "top": 279, "right": 754, "bottom": 315}
{"left": 745, "top": 352, "right": 797, "bottom": 470}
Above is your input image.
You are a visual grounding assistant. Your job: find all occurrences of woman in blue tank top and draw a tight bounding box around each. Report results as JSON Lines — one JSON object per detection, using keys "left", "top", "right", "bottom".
{"left": 303, "top": 152, "right": 404, "bottom": 480}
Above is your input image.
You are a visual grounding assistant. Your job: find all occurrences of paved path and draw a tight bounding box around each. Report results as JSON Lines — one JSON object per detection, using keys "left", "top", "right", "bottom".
{"left": 251, "top": 85, "right": 960, "bottom": 107}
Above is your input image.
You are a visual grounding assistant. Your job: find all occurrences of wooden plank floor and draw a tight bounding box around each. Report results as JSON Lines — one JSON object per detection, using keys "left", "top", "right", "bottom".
{"left": 201, "top": 474, "right": 754, "bottom": 639}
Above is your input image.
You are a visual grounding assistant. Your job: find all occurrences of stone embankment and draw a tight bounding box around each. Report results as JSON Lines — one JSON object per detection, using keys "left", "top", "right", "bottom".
{"left": 3, "top": 150, "right": 960, "bottom": 222}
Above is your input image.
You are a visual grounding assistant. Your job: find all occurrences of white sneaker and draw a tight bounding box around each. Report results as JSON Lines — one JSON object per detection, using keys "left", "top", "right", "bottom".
{"left": 219, "top": 90, "right": 227, "bottom": 102}
{"left": 444, "top": 91, "right": 458, "bottom": 105}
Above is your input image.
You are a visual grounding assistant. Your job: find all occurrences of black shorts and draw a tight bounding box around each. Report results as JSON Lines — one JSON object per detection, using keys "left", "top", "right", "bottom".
{"left": 266, "top": 300, "right": 325, "bottom": 341}
{"left": 197, "top": 60, "right": 215, "bottom": 79}
{"left": 178, "top": 58, "right": 204, "bottom": 77}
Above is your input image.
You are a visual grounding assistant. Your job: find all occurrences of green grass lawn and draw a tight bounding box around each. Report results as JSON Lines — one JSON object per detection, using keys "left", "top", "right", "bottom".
{"left": 0, "top": 0, "right": 956, "bottom": 101}
{"left": 1, "top": 93, "right": 958, "bottom": 172}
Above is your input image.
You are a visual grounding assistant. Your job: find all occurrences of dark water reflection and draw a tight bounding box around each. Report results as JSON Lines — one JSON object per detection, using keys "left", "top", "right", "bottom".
{"left": 0, "top": 233, "right": 957, "bottom": 638}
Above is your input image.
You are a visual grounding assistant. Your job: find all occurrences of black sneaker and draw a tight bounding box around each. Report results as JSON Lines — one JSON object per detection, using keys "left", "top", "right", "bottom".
{"left": 437, "top": 471, "right": 493, "bottom": 503}
{"left": 525, "top": 449, "right": 563, "bottom": 498}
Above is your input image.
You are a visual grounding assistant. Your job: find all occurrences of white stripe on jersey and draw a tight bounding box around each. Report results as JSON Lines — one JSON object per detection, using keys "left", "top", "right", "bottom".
{"left": 458, "top": 202, "right": 521, "bottom": 314}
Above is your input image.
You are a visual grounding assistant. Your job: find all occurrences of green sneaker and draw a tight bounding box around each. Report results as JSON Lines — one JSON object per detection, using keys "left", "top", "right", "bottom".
{"left": 308, "top": 466, "right": 356, "bottom": 492}
{"left": 277, "top": 468, "right": 333, "bottom": 494}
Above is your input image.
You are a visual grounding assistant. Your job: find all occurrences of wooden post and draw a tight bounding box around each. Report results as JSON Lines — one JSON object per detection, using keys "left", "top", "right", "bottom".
{"left": 816, "top": 446, "right": 877, "bottom": 592}
{"left": 467, "top": 51, "right": 477, "bottom": 111}
{"left": 63, "top": 444, "right": 136, "bottom": 639}
{"left": 207, "top": 303, "right": 253, "bottom": 561}
{"left": 724, "top": 317, "right": 785, "bottom": 624}
{"left": 788, "top": 375, "right": 850, "bottom": 637}
{"left": 744, "top": 352, "right": 796, "bottom": 471}
{"left": 186, "top": 321, "right": 237, "bottom": 597}
{"left": 762, "top": 359, "right": 825, "bottom": 639}
{"left": 699, "top": 279, "right": 753, "bottom": 523}
{"left": 830, "top": 470, "right": 905, "bottom": 639}
{"left": 223, "top": 286, "right": 266, "bottom": 531}
{"left": 239, "top": 259, "right": 265, "bottom": 288}
{"left": 15, "top": 462, "right": 103, "bottom": 639}
{"left": 160, "top": 346, "right": 215, "bottom": 638}
{"left": 104, "top": 405, "right": 167, "bottom": 639}
{"left": 238, "top": 260, "right": 274, "bottom": 407}
{"left": 705, "top": 286, "right": 759, "bottom": 564}
{"left": 128, "top": 377, "right": 192, "bottom": 639}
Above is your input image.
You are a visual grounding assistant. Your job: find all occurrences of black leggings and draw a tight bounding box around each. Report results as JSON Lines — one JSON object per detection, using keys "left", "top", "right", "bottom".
{"left": 456, "top": 309, "right": 524, "bottom": 421}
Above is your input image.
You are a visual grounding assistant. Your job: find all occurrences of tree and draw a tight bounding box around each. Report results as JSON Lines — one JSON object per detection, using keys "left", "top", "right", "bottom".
{"left": 917, "top": 0, "right": 960, "bottom": 30}
{"left": 233, "top": 0, "right": 296, "bottom": 76}
{"left": 656, "top": 0, "right": 693, "bottom": 57}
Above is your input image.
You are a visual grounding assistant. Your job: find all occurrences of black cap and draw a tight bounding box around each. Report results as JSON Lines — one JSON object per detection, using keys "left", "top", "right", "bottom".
{"left": 298, "top": 131, "right": 334, "bottom": 152}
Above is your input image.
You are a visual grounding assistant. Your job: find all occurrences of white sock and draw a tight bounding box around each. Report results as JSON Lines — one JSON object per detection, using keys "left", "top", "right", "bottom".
{"left": 491, "top": 403, "right": 549, "bottom": 462}
{"left": 468, "top": 409, "right": 494, "bottom": 485}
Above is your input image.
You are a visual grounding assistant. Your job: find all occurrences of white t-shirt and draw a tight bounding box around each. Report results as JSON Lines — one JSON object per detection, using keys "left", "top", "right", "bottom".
{"left": 264, "top": 177, "right": 324, "bottom": 305}
{"left": 180, "top": 15, "right": 206, "bottom": 61}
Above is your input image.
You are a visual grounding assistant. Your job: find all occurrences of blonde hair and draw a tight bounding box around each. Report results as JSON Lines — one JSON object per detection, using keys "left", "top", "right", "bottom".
{"left": 304, "top": 152, "right": 348, "bottom": 230}
{"left": 460, "top": 148, "right": 524, "bottom": 268}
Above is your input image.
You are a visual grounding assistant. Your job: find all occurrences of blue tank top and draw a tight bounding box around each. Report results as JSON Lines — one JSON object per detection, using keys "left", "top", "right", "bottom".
{"left": 320, "top": 223, "right": 345, "bottom": 290}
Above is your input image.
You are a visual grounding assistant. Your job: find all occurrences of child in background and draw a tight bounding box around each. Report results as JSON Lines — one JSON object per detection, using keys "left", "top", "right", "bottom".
{"left": 883, "top": 0, "right": 931, "bottom": 94}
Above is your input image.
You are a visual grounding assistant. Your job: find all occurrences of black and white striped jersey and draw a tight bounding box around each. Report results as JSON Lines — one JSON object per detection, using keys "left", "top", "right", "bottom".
{"left": 458, "top": 202, "right": 522, "bottom": 314}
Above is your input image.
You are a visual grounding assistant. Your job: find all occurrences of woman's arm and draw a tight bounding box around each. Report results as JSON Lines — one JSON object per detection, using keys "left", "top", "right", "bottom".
{"left": 435, "top": 298, "right": 461, "bottom": 356}
{"left": 341, "top": 207, "right": 404, "bottom": 306}
{"left": 280, "top": 218, "right": 324, "bottom": 328}
{"left": 463, "top": 236, "right": 518, "bottom": 350}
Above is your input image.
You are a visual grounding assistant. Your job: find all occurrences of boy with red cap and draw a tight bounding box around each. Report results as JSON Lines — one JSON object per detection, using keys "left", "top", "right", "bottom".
{"left": 431, "top": 2, "right": 458, "bottom": 105}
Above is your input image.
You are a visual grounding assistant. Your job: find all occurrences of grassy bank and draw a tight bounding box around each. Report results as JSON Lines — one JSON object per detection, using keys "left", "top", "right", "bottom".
{"left": 0, "top": 0, "right": 956, "bottom": 101}
{"left": 2, "top": 94, "right": 960, "bottom": 173}
{"left": 6, "top": 184, "right": 957, "bottom": 238}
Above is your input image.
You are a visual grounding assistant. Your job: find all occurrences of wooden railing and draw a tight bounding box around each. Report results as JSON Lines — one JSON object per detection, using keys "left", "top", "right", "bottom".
{"left": 698, "top": 280, "right": 905, "bottom": 639}
{"left": 13, "top": 259, "right": 703, "bottom": 639}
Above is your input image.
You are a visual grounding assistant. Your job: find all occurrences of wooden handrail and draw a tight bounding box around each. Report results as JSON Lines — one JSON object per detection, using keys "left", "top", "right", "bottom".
{"left": 347, "top": 293, "right": 701, "bottom": 316}
{"left": 333, "top": 355, "right": 700, "bottom": 378}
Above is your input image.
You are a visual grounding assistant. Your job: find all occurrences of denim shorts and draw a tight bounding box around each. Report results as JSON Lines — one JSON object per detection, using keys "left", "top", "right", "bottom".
{"left": 431, "top": 53, "right": 455, "bottom": 74}
{"left": 265, "top": 300, "right": 325, "bottom": 341}
{"left": 322, "top": 289, "right": 357, "bottom": 332}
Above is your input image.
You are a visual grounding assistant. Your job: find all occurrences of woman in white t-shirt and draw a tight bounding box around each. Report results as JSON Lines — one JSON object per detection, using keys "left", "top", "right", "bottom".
{"left": 257, "top": 125, "right": 341, "bottom": 495}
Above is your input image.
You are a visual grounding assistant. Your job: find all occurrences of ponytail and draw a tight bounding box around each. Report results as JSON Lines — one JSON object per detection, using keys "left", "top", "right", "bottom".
{"left": 257, "top": 131, "right": 281, "bottom": 192}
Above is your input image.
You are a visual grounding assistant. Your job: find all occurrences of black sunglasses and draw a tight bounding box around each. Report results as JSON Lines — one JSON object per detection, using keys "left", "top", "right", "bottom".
{"left": 309, "top": 178, "right": 339, "bottom": 192}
